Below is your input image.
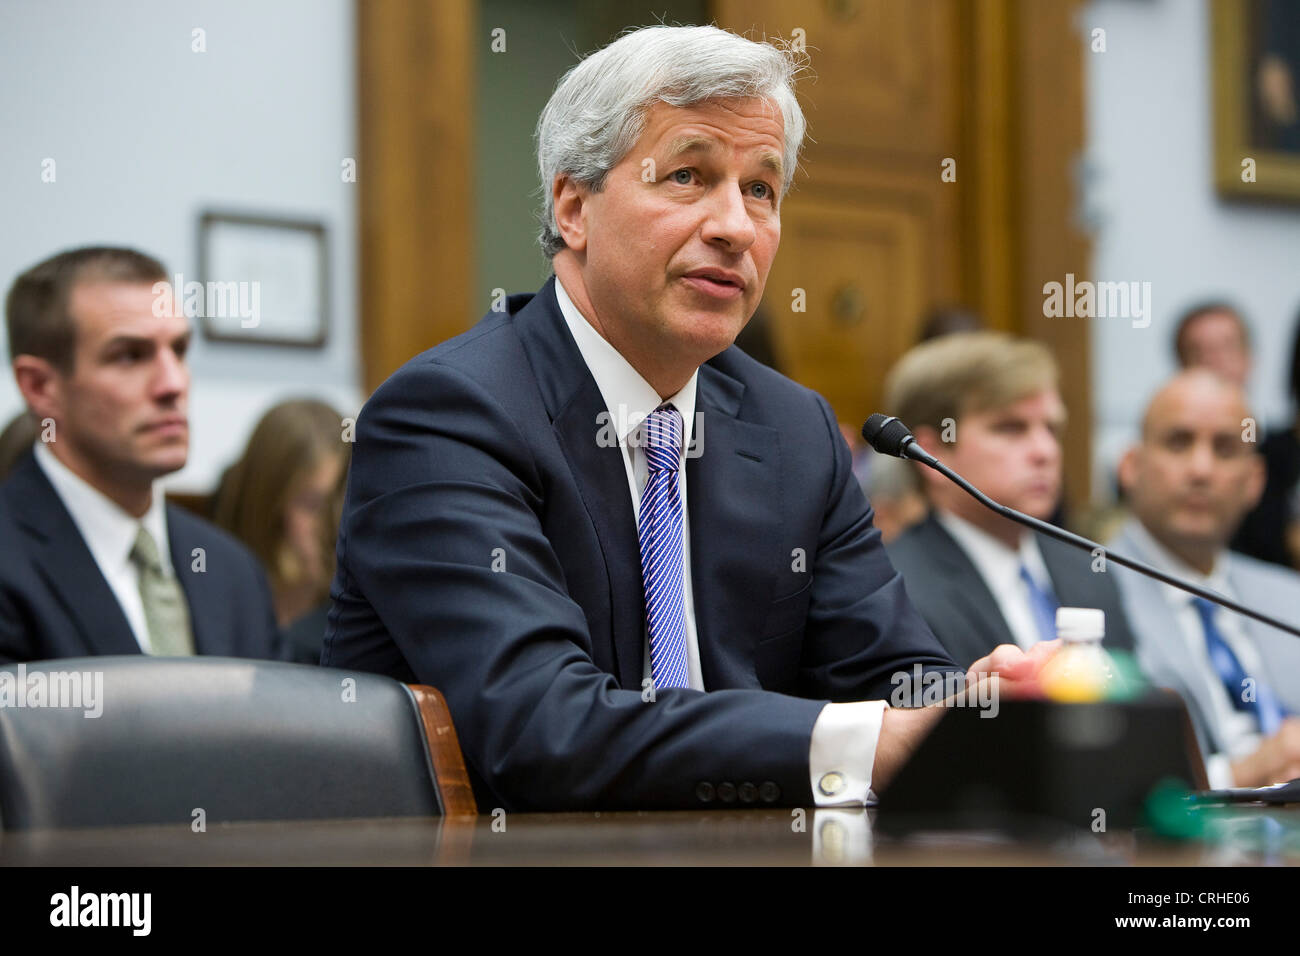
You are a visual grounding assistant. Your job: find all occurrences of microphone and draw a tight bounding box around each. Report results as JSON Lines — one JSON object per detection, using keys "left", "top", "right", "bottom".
{"left": 861, "top": 414, "right": 1300, "bottom": 640}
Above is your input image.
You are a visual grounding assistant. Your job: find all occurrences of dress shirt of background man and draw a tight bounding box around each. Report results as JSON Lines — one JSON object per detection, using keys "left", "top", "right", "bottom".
{"left": 1110, "top": 370, "right": 1300, "bottom": 788}
{"left": 0, "top": 247, "right": 283, "bottom": 664}
{"left": 883, "top": 332, "right": 1136, "bottom": 667}
{"left": 324, "top": 25, "right": 1055, "bottom": 813}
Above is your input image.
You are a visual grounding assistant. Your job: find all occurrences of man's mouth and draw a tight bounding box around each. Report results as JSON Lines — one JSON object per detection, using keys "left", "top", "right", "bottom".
{"left": 682, "top": 269, "right": 745, "bottom": 299}
{"left": 142, "top": 417, "right": 187, "bottom": 435}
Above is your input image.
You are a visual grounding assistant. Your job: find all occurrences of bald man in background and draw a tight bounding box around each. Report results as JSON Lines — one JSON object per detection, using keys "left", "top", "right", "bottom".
{"left": 1109, "top": 370, "right": 1300, "bottom": 788}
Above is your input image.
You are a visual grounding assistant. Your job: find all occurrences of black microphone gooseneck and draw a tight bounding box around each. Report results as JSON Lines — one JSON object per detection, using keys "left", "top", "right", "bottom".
{"left": 862, "top": 413, "right": 1300, "bottom": 640}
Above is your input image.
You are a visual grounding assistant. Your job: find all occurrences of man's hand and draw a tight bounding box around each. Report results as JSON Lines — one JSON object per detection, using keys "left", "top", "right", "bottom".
{"left": 967, "top": 639, "right": 1061, "bottom": 700}
{"left": 1230, "top": 717, "right": 1300, "bottom": 788}
{"left": 872, "top": 641, "right": 1062, "bottom": 790}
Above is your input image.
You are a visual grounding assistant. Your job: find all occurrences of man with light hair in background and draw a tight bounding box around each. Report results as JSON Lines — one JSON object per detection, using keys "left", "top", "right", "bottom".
{"left": 324, "top": 25, "right": 1055, "bottom": 812}
{"left": 883, "top": 331, "right": 1136, "bottom": 667}
{"left": 1110, "top": 369, "right": 1300, "bottom": 788}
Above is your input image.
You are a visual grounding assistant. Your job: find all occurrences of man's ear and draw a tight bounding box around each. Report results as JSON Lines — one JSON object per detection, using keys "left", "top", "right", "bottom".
{"left": 910, "top": 424, "right": 946, "bottom": 495}
{"left": 12, "top": 355, "right": 63, "bottom": 424}
{"left": 1242, "top": 450, "right": 1267, "bottom": 513}
{"left": 551, "top": 174, "right": 589, "bottom": 254}
{"left": 912, "top": 424, "right": 944, "bottom": 460}
{"left": 1116, "top": 445, "right": 1139, "bottom": 497}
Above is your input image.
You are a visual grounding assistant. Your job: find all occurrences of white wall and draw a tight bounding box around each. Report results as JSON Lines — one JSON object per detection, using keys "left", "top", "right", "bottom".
{"left": 0, "top": 0, "right": 361, "bottom": 492}
{"left": 1084, "top": 0, "right": 1300, "bottom": 499}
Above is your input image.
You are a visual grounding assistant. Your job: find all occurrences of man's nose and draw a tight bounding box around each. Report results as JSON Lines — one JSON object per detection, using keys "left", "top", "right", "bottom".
{"left": 1186, "top": 439, "right": 1216, "bottom": 479}
{"left": 1029, "top": 425, "right": 1060, "bottom": 463}
{"left": 701, "top": 181, "right": 757, "bottom": 251}
{"left": 152, "top": 349, "right": 189, "bottom": 400}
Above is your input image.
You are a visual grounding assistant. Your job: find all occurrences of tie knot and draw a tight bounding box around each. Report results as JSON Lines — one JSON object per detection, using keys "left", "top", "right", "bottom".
{"left": 643, "top": 404, "right": 683, "bottom": 472}
{"left": 130, "top": 525, "right": 164, "bottom": 574}
{"left": 1192, "top": 596, "right": 1217, "bottom": 622}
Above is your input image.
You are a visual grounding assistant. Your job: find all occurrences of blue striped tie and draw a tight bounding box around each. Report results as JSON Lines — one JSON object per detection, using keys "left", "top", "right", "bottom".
{"left": 1019, "top": 564, "right": 1059, "bottom": 644}
{"left": 638, "top": 404, "right": 689, "bottom": 690}
{"left": 1193, "top": 597, "right": 1287, "bottom": 736}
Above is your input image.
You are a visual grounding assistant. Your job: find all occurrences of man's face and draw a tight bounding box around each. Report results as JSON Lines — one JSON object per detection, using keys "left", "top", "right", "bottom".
{"left": 54, "top": 280, "right": 191, "bottom": 484}
{"left": 562, "top": 96, "right": 784, "bottom": 376}
{"left": 940, "top": 389, "right": 1066, "bottom": 521}
{"left": 1181, "top": 310, "right": 1250, "bottom": 387}
{"left": 1120, "top": 375, "right": 1263, "bottom": 554}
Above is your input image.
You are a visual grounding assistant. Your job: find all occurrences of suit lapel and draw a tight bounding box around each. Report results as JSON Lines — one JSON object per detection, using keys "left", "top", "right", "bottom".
{"left": 5, "top": 453, "right": 141, "bottom": 656}
{"left": 686, "top": 365, "right": 779, "bottom": 690}
{"left": 920, "top": 515, "right": 1017, "bottom": 656}
{"left": 1112, "top": 523, "right": 1222, "bottom": 747}
{"left": 550, "top": 384, "right": 644, "bottom": 688}
{"left": 514, "top": 276, "right": 644, "bottom": 688}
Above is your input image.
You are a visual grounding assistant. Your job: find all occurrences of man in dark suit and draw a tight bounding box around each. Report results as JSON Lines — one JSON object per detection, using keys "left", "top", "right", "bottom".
{"left": 882, "top": 332, "right": 1135, "bottom": 667}
{"left": 0, "top": 246, "right": 282, "bottom": 664}
{"left": 324, "top": 25, "right": 1054, "bottom": 812}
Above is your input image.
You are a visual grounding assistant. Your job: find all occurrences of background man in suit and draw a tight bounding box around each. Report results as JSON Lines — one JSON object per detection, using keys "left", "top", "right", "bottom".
{"left": 0, "top": 246, "right": 283, "bottom": 664}
{"left": 884, "top": 332, "right": 1136, "bottom": 667}
{"left": 1110, "top": 369, "right": 1300, "bottom": 787}
{"left": 324, "top": 25, "right": 1054, "bottom": 813}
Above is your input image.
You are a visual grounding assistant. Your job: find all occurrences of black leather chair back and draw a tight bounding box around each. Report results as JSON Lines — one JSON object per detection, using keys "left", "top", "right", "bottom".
{"left": 0, "top": 657, "right": 446, "bottom": 829}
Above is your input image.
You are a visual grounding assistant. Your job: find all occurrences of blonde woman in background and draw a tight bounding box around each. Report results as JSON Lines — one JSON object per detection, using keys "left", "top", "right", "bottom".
{"left": 212, "top": 399, "right": 349, "bottom": 663}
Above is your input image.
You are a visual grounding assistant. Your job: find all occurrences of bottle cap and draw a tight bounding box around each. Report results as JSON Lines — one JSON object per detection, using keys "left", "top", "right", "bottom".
{"left": 1056, "top": 606, "right": 1105, "bottom": 642}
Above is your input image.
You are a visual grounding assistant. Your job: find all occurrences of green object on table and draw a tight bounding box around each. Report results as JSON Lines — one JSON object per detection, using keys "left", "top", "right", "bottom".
{"left": 1144, "top": 777, "right": 1208, "bottom": 840}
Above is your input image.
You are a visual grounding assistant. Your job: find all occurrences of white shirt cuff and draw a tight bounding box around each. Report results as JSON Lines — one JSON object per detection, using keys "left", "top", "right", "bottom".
{"left": 808, "top": 700, "right": 888, "bottom": 807}
{"left": 1205, "top": 753, "right": 1235, "bottom": 790}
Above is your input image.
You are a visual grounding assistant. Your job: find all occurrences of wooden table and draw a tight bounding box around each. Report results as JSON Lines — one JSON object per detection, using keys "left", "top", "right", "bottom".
{"left": 4, "top": 805, "right": 1296, "bottom": 866}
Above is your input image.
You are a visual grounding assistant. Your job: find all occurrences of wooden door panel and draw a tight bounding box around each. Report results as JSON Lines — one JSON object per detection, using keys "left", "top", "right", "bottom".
{"left": 763, "top": 198, "right": 925, "bottom": 422}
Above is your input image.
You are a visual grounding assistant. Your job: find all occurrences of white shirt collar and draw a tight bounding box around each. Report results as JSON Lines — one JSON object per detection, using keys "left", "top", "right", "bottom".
{"left": 32, "top": 440, "right": 173, "bottom": 578}
{"left": 1123, "top": 517, "right": 1232, "bottom": 609}
{"left": 935, "top": 509, "right": 1053, "bottom": 591}
{"left": 553, "top": 274, "right": 697, "bottom": 449}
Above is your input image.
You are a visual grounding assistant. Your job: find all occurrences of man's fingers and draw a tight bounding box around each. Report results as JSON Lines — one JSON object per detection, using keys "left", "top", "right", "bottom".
{"left": 1029, "top": 638, "right": 1062, "bottom": 662}
{"left": 967, "top": 643, "right": 1024, "bottom": 679}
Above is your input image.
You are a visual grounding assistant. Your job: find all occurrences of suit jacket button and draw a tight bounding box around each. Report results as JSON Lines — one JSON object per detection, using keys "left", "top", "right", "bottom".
{"left": 695, "top": 782, "right": 715, "bottom": 803}
{"left": 738, "top": 781, "right": 758, "bottom": 803}
{"left": 717, "top": 781, "right": 738, "bottom": 803}
{"left": 759, "top": 781, "right": 781, "bottom": 803}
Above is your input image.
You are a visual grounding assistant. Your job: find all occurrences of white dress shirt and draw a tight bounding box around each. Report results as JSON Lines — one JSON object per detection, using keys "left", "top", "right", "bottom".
{"left": 32, "top": 440, "right": 175, "bottom": 653}
{"left": 1123, "top": 521, "right": 1265, "bottom": 788}
{"left": 935, "top": 510, "right": 1058, "bottom": 650}
{"left": 553, "top": 277, "right": 886, "bottom": 807}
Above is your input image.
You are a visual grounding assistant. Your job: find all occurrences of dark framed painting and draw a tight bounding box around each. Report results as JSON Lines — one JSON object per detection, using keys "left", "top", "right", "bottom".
{"left": 1213, "top": 0, "right": 1300, "bottom": 201}
{"left": 196, "top": 210, "right": 330, "bottom": 347}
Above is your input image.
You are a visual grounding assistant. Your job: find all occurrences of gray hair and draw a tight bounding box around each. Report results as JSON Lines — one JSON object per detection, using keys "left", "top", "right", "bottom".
{"left": 535, "top": 24, "right": 808, "bottom": 259}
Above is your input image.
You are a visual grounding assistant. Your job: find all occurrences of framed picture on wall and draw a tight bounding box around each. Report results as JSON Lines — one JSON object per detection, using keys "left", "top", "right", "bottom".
{"left": 1213, "top": 0, "right": 1300, "bottom": 201}
{"left": 196, "top": 210, "right": 330, "bottom": 347}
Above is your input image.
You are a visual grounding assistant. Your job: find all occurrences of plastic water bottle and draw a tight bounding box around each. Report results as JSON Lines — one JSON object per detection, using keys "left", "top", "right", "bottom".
{"left": 1039, "top": 607, "right": 1117, "bottom": 703}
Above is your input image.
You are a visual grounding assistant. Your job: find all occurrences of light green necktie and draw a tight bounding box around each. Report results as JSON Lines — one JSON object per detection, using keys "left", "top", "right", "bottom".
{"left": 130, "top": 525, "right": 196, "bottom": 656}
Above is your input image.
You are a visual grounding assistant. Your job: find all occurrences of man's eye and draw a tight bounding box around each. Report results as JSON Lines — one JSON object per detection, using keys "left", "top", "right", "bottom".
{"left": 669, "top": 168, "right": 694, "bottom": 185}
{"left": 750, "top": 182, "right": 773, "bottom": 201}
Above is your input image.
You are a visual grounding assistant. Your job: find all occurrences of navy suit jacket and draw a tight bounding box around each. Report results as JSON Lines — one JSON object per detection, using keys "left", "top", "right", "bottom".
{"left": 323, "top": 275, "right": 959, "bottom": 811}
{"left": 0, "top": 450, "right": 284, "bottom": 664}
{"left": 885, "top": 512, "right": 1137, "bottom": 667}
